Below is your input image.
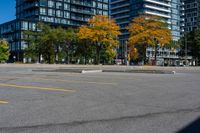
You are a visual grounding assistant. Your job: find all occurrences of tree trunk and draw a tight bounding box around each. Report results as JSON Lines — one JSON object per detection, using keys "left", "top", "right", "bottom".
{"left": 38, "top": 53, "right": 41, "bottom": 63}
{"left": 154, "top": 44, "right": 158, "bottom": 66}
{"left": 48, "top": 53, "right": 51, "bottom": 64}
{"left": 84, "top": 51, "right": 86, "bottom": 65}
{"left": 96, "top": 46, "right": 100, "bottom": 65}
{"left": 153, "top": 42, "right": 158, "bottom": 66}
{"left": 55, "top": 46, "right": 59, "bottom": 64}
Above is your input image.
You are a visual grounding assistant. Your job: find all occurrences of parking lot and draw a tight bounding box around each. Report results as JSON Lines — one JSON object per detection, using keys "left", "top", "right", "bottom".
{"left": 0, "top": 65, "right": 200, "bottom": 133}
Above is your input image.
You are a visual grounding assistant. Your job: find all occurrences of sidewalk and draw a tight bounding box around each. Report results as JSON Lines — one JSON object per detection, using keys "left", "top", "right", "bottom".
{"left": 0, "top": 64, "right": 200, "bottom": 73}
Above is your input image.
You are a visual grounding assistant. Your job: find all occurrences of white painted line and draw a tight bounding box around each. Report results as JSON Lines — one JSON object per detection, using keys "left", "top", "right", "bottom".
{"left": 81, "top": 70, "right": 103, "bottom": 74}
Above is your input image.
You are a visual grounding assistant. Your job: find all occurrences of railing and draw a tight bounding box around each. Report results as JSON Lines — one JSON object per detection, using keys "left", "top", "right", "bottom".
{"left": 71, "top": 1, "right": 93, "bottom": 7}
{"left": 71, "top": 8, "right": 95, "bottom": 15}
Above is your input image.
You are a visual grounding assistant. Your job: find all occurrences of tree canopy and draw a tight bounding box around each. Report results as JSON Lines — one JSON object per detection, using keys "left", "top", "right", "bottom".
{"left": 77, "top": 15, "right": 121, "bottom": 64}
{"left": 0, "top": 40, "right": 10, "bottom": 63}
{"left": 127, "top": 15, "right": 172, "bottom": 63}
{"left": 24, "top": 23, "right": 77, "bottom": 64}
{"left": 179, "top": 27, "right": 200, "bottom": 65}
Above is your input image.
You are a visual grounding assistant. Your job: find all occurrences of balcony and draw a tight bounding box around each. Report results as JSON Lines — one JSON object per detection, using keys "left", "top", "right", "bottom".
{"left": 71, "top": 1, "right": 93, "bottom": 7}
{"left": 71, "top": 8, "right": 95, "bottom": 15}
{"left": 71, "top": 16, "right": 86, "bottom": 22}
{"left": 111, "top": 3, "right": 129, "bottom": 10}
{"left": 22, "top": 2, "right": 39, "bottom": 10}
{"left": 144, "top": 10, "right": 171, "bottom": 19}
{"left": 144, "top": 0, "right": 171, "bottom": 7}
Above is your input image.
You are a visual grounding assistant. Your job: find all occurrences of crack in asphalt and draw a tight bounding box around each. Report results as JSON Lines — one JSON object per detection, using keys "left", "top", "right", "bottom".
{"left": 0, "top": 78, "right": 18, "bottom": 83}
{"left": 0, "top": 106, "right": 200, "bottom": 131}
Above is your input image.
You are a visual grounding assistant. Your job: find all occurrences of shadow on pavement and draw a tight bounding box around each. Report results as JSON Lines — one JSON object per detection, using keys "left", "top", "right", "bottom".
{"left": 176, "top": 117, "right": 200, "bottom": 133}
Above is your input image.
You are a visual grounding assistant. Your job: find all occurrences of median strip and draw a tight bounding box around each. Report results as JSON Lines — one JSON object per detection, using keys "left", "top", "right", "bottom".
{"left": 0, "top": 83, "right": 77, "bottom": 92}
{"left": 81, "top": 70, "right": 103, "bottom": 74}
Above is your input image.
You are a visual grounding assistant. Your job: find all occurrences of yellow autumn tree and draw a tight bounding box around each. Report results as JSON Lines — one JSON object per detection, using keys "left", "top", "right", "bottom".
{"left": 127, "top": 15, "right": 172, "bottom": 64}
{"left": 77, "top": 15, "right": 121, "bottom": 64}
{"left": 129, "top": 48, "right": 139, "bottom": 60}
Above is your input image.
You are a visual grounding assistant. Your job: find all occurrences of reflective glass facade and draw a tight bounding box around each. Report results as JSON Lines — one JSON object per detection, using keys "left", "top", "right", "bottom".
{"left": 111, "top": 0, "right": 182, "bottom": 60}
{"left": 171, "top": 0, "right": 181, "bottom": 41}
{"left": 0, "top": 20, "right": 37, "bottom": 61}
{"left": 181, "top": 0, "right": 200, "bottom": 32}
{"left": 0, "top": 0, "right": 109, "bottom": 62}
{"left": 16, "top": 0, "right": 109, "bottom": 26}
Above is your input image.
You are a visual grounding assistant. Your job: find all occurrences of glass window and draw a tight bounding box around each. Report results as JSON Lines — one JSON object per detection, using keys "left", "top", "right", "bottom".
{"left": 48, "top": 0, "right": 54, "bottom": 8}
{"left": 103, "top": 4, "right": 108, "bottom": 10}
{"left": 21, "top": 21, "right": 28, "bottom": 30}
{"left": 40, "top": 8, "right": 46, "bottom": 15}
{"left": 40, "top": 0, "right": 47, "bottom": 6}
{"left": 64, "top": 3, "right": 70, "bottom": 10}
{"left": 64, "top": 11, "right": 70, "bottom": 18}
{"left": 48, "top": 9, "right": 55, "bottom": 16}
{"left": 56, "top": 10, "right": 63, "bottom": 17}
{"left": 98, "top": 3, "right": 102, "bottom": 8}
{"left": 56, "top": 2, "right": 63, "bottom": 9}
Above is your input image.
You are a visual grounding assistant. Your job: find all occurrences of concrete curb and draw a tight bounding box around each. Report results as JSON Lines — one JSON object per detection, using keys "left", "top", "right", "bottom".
{"left": 81, "top": 70, "right": 103, "bottom": 74}
{"left": 103, "top": 69, "right": 175, "bottom": 74}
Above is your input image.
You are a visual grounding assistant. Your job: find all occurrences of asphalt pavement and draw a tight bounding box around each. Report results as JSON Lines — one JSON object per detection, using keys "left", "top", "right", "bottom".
{"left": 0, "top": 64, "right": 199, "bottom": 133}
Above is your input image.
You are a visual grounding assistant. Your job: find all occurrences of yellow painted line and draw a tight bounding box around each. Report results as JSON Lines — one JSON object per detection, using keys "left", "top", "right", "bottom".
{"left": 0, "top": 83, "right": 77, "bottom": 92}
{"left": 0, "top": 100, "right": 8, "bottom": 104}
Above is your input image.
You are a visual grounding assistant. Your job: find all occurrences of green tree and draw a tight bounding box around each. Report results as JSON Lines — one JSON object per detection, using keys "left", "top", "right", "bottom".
{"left": 24, "top": 24, "right": 76, "bottom": 64}
{"left": 0, "top": 40, "right": 10, "bottom": 63}
{"left": 194, "top": 27, "right": 200, "bottom": 64}
{"left": 75, "top": 39, "right": 95, "bottom": 64}
{"left": 23, "top": 30, "right": 40, "bottom": 62}
{"left": 63, "top": 28, "right": 78, "bottom": 64}
{"left": 179, "top": 28, "right": 200, "bottom": 65}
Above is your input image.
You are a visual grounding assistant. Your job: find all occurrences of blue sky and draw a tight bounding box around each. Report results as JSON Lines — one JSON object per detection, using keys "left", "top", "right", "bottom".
{"left": 0, "top": 0, "right": 15, "bottom": 24}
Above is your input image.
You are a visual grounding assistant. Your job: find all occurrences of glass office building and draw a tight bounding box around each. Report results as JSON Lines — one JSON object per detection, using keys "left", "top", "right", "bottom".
{"left": 0, "top": 0, "right": 109, "bottom": 62}
{"left": 111, "top": 0, "right": 181, "bottom": 65}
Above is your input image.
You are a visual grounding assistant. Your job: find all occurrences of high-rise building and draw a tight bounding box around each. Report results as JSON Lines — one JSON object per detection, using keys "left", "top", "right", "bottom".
{"left": 0, "top": 0, "right": 109, "bottom": 62}
{"left": 110, "top": 0, "right": 130, "bottom": 59}
{"left": 16, "top": 0, "right": 109, "bottom": 26}
{"left": 181, "top": 0, "right": 200, "bottom": 32}
{"left": 111, "top": 0, "right": 181, "bottom": 65}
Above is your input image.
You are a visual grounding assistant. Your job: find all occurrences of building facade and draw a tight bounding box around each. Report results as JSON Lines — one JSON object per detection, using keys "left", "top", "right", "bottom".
{"left": 16, "top": 0, "right": 109, "bottom": 26}
{"left": 0, "top": 19, "right": 37, "bottom": 62}
{"left": 0, "top": 0, "right": 109, "bottom": 62}
{"left": 110, "top": 0, "right": 131, "bottom": 59}
{"left": 181, "top": 0, "right": 200, "bottom": 32}
{"left": 111, "top": 0, "right": 181, "bottom": 65}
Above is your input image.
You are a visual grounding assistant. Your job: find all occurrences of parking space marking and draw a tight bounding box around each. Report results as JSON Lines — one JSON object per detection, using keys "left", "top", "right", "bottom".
{"left": 0, "top": 100, "right": 8, "bottom": 104}
{"left": 0, "top": 83, "right": 77, "bottom": 92}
